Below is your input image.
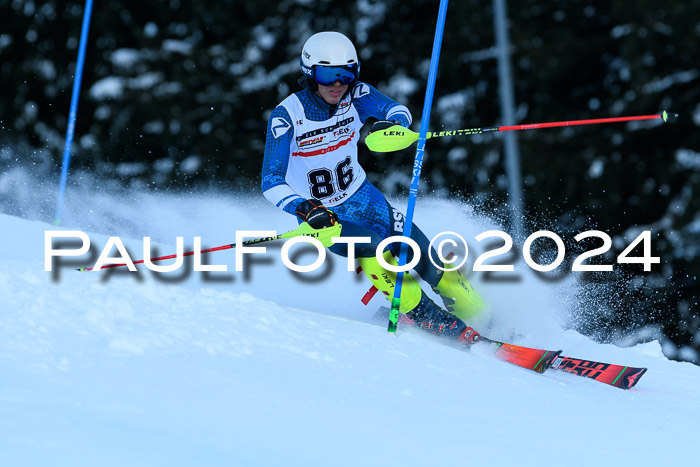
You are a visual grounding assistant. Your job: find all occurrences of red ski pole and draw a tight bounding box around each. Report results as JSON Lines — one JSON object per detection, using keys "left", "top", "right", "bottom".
{"left": 78, "top": 222, "right": 341, "bottom": 271}
{"left": 365, "top": 110, "right": 678, "bottom": 152}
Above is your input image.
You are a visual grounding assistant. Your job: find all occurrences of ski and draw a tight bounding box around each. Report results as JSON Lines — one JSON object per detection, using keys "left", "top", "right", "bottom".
{"left": 550, "top": 355, "right": 647, "bottom": 390}
{"left": 372, "top": 307, "right": 561, "bottom": 374}
{"left": 368, "top": 305, "right": 646, "bottom": 389}
{"left": 478, "top": 340, "right": 647, "bottom": 389}
{"left": 476, "top": 337, "right": 561, "bottom": 374}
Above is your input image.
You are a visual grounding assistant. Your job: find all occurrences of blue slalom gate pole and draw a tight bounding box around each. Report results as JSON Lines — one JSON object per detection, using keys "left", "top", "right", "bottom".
{"left": 388, "top": 0, "right": 449, "bottom": 332}
{"left": 54, "top": 0, "right": 94, "bottom": 225}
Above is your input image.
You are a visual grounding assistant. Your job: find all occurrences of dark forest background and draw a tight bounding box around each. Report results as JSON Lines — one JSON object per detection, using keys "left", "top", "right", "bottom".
{"left": 1, "top": 0, "right": 698, "bottom": 362}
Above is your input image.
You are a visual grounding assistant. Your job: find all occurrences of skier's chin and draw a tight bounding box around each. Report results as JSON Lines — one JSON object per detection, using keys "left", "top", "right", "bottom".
{"left": 321, "top": 93, "right": 343, "bottom": 105}
{"left": 317, "top": 85, "right": 347, "bottom": 105}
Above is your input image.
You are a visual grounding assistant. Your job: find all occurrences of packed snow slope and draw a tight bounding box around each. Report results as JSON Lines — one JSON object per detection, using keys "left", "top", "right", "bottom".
{"left": 1, "top": 188, "right": 698, "bottom": 467}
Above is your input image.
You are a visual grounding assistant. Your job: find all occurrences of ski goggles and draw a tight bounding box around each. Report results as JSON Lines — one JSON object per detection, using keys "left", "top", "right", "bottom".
{"left": 313, "top": 65, "right": 357, "bottom": 86}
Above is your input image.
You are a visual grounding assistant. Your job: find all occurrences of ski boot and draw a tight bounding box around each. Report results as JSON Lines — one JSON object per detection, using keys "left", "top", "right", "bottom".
{"left": 433, "top": 267, "right": 486, "bottom": 322}
{"left": 358, "top": 251, "right": 480, "bottom": 345}
{"left": 406, "top": 292, "right": 481, "bottom": 345}
{"left": 357, "top": 250, "right": 423, "bottom": 313}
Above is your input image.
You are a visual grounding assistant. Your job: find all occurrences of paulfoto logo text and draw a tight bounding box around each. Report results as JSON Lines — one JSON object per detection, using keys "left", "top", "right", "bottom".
{"left": 44, "top": 229, "right": 660, "bottom": 275}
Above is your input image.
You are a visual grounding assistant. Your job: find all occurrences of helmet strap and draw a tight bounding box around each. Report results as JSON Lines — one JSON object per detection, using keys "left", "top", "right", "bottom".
{"left": 298, "top": 75, "right": 318, "bottom": 91}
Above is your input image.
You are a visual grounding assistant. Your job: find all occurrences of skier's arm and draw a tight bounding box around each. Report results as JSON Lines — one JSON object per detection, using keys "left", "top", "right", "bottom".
{"left": 261, "top": 106, "right": 304, "bottom": 215}
{"left": 353, "top": 82, "right": 412, "bottom": 128}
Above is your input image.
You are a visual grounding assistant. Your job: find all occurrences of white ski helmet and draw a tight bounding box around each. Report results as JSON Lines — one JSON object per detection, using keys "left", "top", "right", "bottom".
{"left": 300, "top": 31, "right": 360, "bottom": 85}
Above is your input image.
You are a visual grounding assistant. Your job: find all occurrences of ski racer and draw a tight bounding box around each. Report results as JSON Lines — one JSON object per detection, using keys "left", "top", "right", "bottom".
{"left": 261, "top": 31, "right": 486, "bottom": 343}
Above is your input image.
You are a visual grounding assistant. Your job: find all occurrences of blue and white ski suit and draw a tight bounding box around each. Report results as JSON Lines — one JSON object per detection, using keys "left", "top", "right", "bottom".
{"left": 261, "top": 82, "right": 441, "bottom": 287}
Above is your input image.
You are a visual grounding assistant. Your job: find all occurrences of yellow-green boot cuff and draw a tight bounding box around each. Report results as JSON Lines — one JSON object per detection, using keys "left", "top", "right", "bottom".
{"left": 358, "top": 250, "right": 422, "bottom": 313}
{"left": 434, "top": 269, "right": 485, "bottom": 321}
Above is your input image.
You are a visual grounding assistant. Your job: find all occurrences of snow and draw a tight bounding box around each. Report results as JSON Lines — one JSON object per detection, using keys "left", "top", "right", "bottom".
{"left": 0, "top": 34, "right": 13, "bottom": 50}
{"left": 436, "top": 91, "right": 470, "bottom": 127}
{"left": 144, "top": 22, "right": 159, "bottom": 39}
{"left": 610, "top": 24, "right": 633, "bottom": 39}
{"left": 89, "top": 76, "right": 124, "bottom": 100}
{"left": 675, "top": 148, "right": 700, "bottom": 170}
{"left": 180, "top": 155, "right": 201, "bottom": 173}
{"left": 588, "top": 158, "right": 605, "bottom": 178}
{"left": 384, "top": 72, "right": 419, "bottom": 103}
{"left": 111, "top": 48, "right": 141, "bottom": 70}
{"left": 1, "top": 187, "right": 699, "bottom": 466}
{"left": 162, "top": 39, "right": 194, "bottom": 56}
{"left": 641, "top": 69, "right": 700, "bottom": 94}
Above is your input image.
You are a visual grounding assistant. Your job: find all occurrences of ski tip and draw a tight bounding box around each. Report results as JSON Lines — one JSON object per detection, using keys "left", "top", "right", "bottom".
{"left": 621, "top": 367, "right": 648, "bottom": 390}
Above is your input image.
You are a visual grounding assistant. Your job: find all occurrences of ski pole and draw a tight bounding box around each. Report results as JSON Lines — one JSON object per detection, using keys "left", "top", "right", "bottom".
{"left": 365, "top": 110, "right": 678, "bottom": 152}
{"left": 78, "top": 222, "right": 341, "bottom": 272}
